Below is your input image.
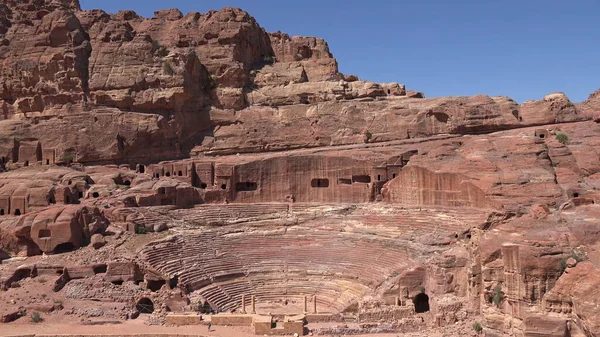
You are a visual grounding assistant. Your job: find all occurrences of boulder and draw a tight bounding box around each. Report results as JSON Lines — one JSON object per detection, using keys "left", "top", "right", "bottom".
{"left": 90, "top": 234, "right": 105, "bottom": 249}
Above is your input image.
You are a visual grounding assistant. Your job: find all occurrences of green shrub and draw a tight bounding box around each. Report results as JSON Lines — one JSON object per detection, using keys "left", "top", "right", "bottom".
{"left": 558, "top": 249, "right": 588, "bottom": 275}
{"left": 163, "top": 61, "right": 175, "bottom": 75}
{"left": 365, "top": 130, "right": 373, "bottom": 141}
{"left": 31, "top": 311, "right": 42, "bottom": 323}
{"left": 492, "top": 285, "right": 504, "bottom": 306}
{"left": 37, "top": 277, "right": 47, "bottom": 283}
{"left": 473, "top": 322, "right": 483, "bottom": 333}
{"left": 556, "top": 133, "right": 568, "bottom": 145}
{"left": 151, "top": 39, "right": 161, "bottom": 50}
{"left": 61, "top": 150, "right": 75, "bottom": 163}
{"left": 135, "top": 225, "right": 148, "bottom": 235}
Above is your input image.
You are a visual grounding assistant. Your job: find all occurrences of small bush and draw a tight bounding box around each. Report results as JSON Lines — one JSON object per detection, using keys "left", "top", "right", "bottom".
{"left": 473, "top": 322, "right": 483, "bottom": 333}
{"left": 556, "top": 133, "right": 568, "bottom": 145}
{"left": 135, "top": 225, "right": 148, "bottom": 235}
{"left": 163, "top": 61, "right": 175, "bottom": 75}
{"left": 492, "top": 285, "right": 504, "bottom": 306}
{"left": 558, "top": 249, "right": 588, "bottom": 275}
{"left": 151, "top": 39, "right": 161, "bottom": 50}
{"left": 31, "top": 311, "right": 43, "bottom": 323}
{"left": 37, "top": 277, "right": 47, "bottom": 283}
{"left": 61, "top": 150, "right": 75, "bottom": 163}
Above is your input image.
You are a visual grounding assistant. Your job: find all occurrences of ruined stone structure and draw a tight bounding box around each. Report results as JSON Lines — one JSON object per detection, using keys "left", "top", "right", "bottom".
{"left": 0, "top": 1, "right": 600, "bottom": 337}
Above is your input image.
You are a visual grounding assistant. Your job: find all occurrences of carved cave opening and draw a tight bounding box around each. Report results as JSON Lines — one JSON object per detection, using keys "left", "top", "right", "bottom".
{"left": 14, "top": 209, "right": 21, "bottom": 216}
{"left": 92, "top": 192, "right": 99, "bottom": 198}
{"left": 200, "top": 183, "right": 208, "bottom": 189}
{"left": 93, "top": 264, "right": 107, "bottom": 274}
{"left": 338, "top": 178, "right": 352, "bottom": 185}
{"left": 311, "top": 178, "right": 329, "bottom": 188}
{"left": 169, "top": 276, "right": 178, "bottom": 289}
{"left": 54, "top": 242, "right": 75, "bottom": 254}
{"left": 352, "top": 175, "right": 372, "bottom": 184}
{"left": 139, "top": 165, "right": 145, "bottom": 174}
{"left": 24, "top": 161, "right": 29, "bottom": 167}
{"left": 0, "top": 209, "right": 4, "bottom": 216}
{"left": 136, "top": 298, "right": 155, "bottom": 314}
{"left": 147, "top": 280, "right": 166, "bottom": 292}
{"left": 236, "top": 181, "right": 257, "bottom": 191}
{"left": 414, "top": 293, "right": 430, "bottom": 313}
{"left": 38, "top": 229, "right": 51, "bottom": 238}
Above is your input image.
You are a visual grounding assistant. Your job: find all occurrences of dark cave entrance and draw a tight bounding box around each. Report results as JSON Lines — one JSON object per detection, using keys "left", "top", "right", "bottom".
{"left": 54, "top": 242, "right": 75, "bottom": 254}
{"left": 414, "top": 293, "right": 430, "bottom": 313}
{"left": 136, "top": 297, "right": 155, "bottom": 314}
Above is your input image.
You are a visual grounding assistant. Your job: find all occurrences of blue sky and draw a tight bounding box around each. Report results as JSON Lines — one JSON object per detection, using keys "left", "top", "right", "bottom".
{"left": 79, "top": 0, "right": 599, "bottom": 103}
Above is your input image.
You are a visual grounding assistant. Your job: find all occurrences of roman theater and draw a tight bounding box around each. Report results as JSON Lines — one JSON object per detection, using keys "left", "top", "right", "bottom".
{"left": 1, "top": 1, "right": 600, "bottom": 336}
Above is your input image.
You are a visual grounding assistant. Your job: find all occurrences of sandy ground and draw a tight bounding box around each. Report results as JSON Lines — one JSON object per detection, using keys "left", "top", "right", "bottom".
{"left": 0, "top": 318, "right": 431, "bottom": 337}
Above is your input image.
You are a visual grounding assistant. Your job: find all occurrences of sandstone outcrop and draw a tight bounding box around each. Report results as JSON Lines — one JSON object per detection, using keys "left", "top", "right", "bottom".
{"left": 1, "top": 1, "right": 600, "bottom": 336}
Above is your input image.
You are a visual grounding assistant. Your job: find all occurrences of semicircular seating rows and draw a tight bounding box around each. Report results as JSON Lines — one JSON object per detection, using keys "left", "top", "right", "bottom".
{"left": 141, "top": 228, "right": 411, "bottom": 313}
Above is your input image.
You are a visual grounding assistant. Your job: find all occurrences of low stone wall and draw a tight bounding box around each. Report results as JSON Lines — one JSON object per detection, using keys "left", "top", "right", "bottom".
{"left": 210, "top": 314, "right": 254, "bottom": 326}
{"left": 165, "top": 314, "right": 204, "bottom": 326}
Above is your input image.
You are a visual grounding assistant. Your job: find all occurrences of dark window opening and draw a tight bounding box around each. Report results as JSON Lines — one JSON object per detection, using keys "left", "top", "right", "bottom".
{"left": 78, "top": 191, "right": 83, "bottom": 198}
{"left": 200, "top": 183, "right": 208, "bottom": 189}
{"left": 92, "top": 192, "right": 99, "bottom": 198}
{"left": 158, "top": 188, "right": 166, "bottom": 195}
{"left": 165, "top": 172, "right": 171, "bottom": 177}
{"left": 139, "top": 165, "right": 145, "bottom": 174}
{"left": 178, "top": 171, "right": 183, "bottom": 176}
{"left": 93, "top": 264, "right": 107, "bottom": 274}
{"left": 68, "top": 180, "right": 72, "bottom": 185}
{"left": 46, "top": 159, "right": 50, "bottom": 165}
{"left": 414, "top": 293, "right": 430, "bottom": 313}
{"left": 111, "top": 280, "right": 124, "bottom": 285}
{"left": 147, "top": 280, "right": 166, "bottom": 292}
{"left": 48, "top": 195, "right": 56, "bottom": 204}
{"left": 155, "top": 173, "right": 160, "bottom": 179}
{"left": 123, "top": 181, "right": 131, "bottom": 186}
{"left": 0, "top": 209, "right": 4, "bottom": 216}
{"left": 169, "top": 276, "right": 178, "bottom": 289}
{"left": 454, "top": 234, "right": 459, "bottom": 239}
{"left": 352, "top": 175, "right": 372, "bottom": 184}
{"left": 377, "top": 174, "right": 381, "bottom": 181}
{"left": 466, "top": 233, "right": 472, "bottom": 239}
{"left": 65, "top": 196, "right": 70, "bottom": 204}
{"left": 236, "top": 181, "right": 257, "bottom": 191}
{"left": 14, "top": 209, "right": 21, "bottom": 216}
{"left": 38, "top": 229, "right": 51, "bottom": 238}
{"left": 221, "top": 184, "right": 227, "bottom": 190}
{"left": 573, "top": 192, "right": 580, "bottom": 198}
{"left": 311, "top": 178, "right": 330, "bottom": 188}
{"left": 338, "top": 178, "right": 352, "bottom": 185}
{"left": 24, "top": 161, "right": 29, "bottom": 167}
{"left": 136, "top": 298, "right": 154, "bottom": 314}
{"left": 392, "top": 173, "right": 397, "bottom": 179}
{"left": 387, "top": 89, "right": 391, "bottom": 95}
{"left": 54, "top": 242, "right": 75, "bottom": 254}
{"left": 540, "top": 134, "right": 545, "bottom": 139}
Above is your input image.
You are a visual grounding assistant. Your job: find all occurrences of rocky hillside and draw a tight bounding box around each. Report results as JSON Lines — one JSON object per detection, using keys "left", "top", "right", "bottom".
{"left": 2, "top": 1, "right": 600, "bottom": 337}
{"left": 1, "top": 0, "right": 598, "bottom": 165}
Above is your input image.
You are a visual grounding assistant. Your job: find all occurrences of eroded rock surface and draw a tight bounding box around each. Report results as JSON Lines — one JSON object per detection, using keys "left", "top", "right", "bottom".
{"left": 0, "top": 1, "right": 599, "bottom": 336}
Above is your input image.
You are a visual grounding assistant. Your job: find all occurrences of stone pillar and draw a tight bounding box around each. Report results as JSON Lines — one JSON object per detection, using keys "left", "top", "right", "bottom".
{"left": 241, "top": 295, "right": 246, "bottom": 314}
{"left": 304, "top": 296, "right": 308, "bottom": 313}
{"left": 395, "top": 296, "right": 400, "bottom": 306}
{"left": 313, "top": 295, "right": 317, "bottom": 314}
{"left": 251, "top": 295, "right": 256, "bottom": 314}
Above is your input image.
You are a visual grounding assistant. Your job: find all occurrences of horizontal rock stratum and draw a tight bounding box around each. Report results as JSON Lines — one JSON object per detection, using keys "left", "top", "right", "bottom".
{"left": 1, "top": 1, "right": 600, "bottom": 337}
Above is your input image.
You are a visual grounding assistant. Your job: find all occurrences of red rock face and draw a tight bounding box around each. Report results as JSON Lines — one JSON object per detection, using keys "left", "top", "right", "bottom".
{"left": 1, "top": 2, "right": 600, "bottom": 336}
